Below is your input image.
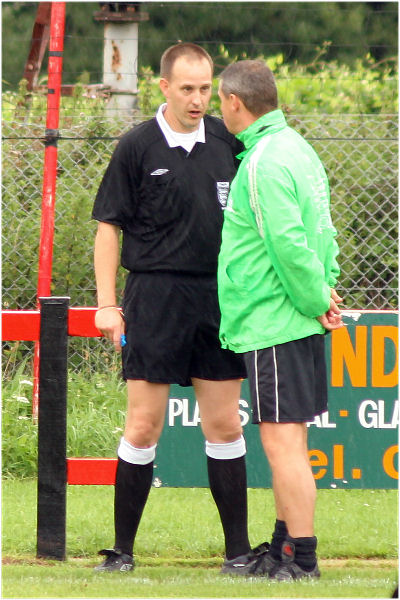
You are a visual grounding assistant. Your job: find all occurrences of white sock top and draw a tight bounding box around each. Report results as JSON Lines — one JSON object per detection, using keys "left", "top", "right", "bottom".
{"left": 118, "top": 437, "right": 157, "bottom": 465}
{"left": 205, "top": 435, "right": 246, "bottom": 460}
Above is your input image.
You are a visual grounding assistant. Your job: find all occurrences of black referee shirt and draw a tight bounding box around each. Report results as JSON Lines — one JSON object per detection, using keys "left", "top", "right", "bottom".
{"left": 92, "top": 115, "right": 242, "bottom": 275}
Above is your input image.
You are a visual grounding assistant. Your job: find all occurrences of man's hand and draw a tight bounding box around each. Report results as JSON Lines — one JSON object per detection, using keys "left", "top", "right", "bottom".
{"left": 331, "top": 288, "right": 343, "bottom": 304}
{"left": 95, "top": 307, "right": 125, "bottom": 352}
{"left": 317, "top": 298, "right": 344, "bottom": 331}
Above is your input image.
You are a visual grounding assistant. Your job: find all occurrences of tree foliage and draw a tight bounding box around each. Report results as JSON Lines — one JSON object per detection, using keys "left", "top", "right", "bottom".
{"left": 2, "top": 1, "right": 398, "bottom": 89}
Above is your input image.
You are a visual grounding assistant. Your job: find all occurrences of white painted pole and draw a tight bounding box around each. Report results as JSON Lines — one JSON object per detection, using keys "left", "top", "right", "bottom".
{"left": 103, "top": 21, "right": 139, "bottom": 112}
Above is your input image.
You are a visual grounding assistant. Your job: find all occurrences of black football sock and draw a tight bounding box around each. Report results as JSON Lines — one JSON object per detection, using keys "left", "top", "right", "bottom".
{"left": 114, "top": 457, "right": 154, "bottom": 556}
{"left": 207, "top": 455, "right": 251, "bottom": 560}
{"left": 270, "top": 519, "right": 288, "bottom": 560}
{"left": 286, "top": 535, "right": 318, "bottom": 571}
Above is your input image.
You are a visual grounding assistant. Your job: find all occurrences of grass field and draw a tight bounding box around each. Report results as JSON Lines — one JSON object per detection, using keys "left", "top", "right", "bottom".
{"left": 2, "top": 480, "right": 398, "bottom": 598}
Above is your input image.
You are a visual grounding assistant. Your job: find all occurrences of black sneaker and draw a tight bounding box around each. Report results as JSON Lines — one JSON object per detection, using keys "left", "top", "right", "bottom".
{"left": 94, "top": 548, "right": 134, "bottom": 572}
{"left": 221, "top": 550, "right": 259, "bottom": 575}
{"left": 269, "top": 541, "right": 320, "bottom": 581}
{"left": 221, "top": 542, "right": 278, "bottom": 577}
{"left": 249, "top": 542, "right": 280, "bottom": 576}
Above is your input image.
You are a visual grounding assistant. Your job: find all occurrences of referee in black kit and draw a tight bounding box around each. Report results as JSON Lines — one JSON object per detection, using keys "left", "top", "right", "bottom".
{"left": 92, "top": 43, "right": 266, "bottom": 574}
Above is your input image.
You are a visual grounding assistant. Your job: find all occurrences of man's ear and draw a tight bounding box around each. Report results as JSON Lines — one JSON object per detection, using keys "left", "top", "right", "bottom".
{"left": 230, "top": 93, "right": 241, "bottom": 112}
{"left": 159, "top": 78, "right": 169, "bottom": 98}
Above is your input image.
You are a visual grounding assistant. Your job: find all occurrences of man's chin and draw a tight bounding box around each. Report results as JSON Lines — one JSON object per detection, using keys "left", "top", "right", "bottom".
{"left": 183, "top": 119, "right": 202, "bottom": 132}
{"left": 187, "top": 113, "right": 203, "bottom": 124}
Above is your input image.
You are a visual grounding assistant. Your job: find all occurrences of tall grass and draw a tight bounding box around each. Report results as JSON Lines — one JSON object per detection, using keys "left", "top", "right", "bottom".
{"left": 2, "top": 369, "right": 127, "bottom": 477}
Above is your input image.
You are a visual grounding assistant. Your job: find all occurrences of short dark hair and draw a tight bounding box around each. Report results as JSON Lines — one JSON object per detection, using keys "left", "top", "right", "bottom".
{"left": 220, "top": 60, "right": 278, "bottom": 116}
{"left": 160, "top": 43, "right": 213, "bottom": 79}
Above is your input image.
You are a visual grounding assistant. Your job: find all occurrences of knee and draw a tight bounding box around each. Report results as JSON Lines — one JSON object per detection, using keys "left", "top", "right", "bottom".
{"left": 262, "top": 438, "right": 284, "bottom": 468}
{"left": 260, "top": 425, "right": 305, "bottom": 469}
{"left": 202, "top": 415, "right": 242, "bottom": 444}
{"left": 124, "top": 416, "right": 160, "bottom": 447}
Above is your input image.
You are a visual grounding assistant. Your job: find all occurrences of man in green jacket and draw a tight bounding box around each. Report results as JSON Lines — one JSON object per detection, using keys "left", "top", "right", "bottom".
{"left": 217, "top": 60, "right": 344, "bottom": 581}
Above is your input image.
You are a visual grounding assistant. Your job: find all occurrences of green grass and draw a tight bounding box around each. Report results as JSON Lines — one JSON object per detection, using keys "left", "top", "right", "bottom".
{"left": 2, "top": 480, "right": 398, "bottom": 598}
{"left": 2, "top": 481, "right": 398, "bottom": 559}
{"left": 2, "top": 560, "right": 398, "bottom": 599}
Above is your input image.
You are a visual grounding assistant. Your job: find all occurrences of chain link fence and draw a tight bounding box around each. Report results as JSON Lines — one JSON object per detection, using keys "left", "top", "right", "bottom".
{"left": 2, "top": 112, "right": 398, "bottom": 379}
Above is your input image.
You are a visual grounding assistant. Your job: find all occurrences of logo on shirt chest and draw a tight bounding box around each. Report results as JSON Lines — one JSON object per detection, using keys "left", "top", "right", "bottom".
{"left": 150, "top": 168, "right": 170, "bottom": 176}
{"left": 216, "top": 181, "right": 230, "bottom": 208}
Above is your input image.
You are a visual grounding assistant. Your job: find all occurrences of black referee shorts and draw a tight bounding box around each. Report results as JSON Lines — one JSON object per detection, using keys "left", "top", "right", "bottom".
{"left": 243, "top": 334, "right": 328, "bottom": 423}
{"left": 122, "top": 272, "right": 246, "bottom": 387}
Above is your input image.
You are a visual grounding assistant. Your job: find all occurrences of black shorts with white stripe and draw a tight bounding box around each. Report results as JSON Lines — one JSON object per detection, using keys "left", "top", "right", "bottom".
{"left": 243, "top": 334, "right": 328, "bottom": 423}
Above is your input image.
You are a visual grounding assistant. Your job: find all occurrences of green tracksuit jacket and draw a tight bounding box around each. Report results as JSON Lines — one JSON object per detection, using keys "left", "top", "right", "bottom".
{"left": 218, "top": 109, "right": 340, "bottom": 353}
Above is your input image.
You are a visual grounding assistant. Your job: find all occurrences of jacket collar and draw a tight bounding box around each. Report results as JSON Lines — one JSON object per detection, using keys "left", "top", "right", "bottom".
{"left": 236, "top": 109, "right": 287, "bottom": 158}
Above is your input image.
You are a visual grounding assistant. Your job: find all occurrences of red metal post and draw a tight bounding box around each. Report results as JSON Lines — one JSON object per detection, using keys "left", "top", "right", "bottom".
{"left": 32, "top": 2, "right": 66, "bottom": 420}
{"left": 23, "top": 2, "right": 52, "bottom": 91}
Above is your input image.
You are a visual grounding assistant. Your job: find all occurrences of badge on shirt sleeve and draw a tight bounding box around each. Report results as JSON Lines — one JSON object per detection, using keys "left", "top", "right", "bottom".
{"left": 216, "top": 181, "right": 230, "bottom": 208}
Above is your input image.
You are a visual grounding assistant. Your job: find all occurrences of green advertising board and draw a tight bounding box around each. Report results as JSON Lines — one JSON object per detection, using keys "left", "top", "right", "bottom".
{"left": 154, "top": 311, "right": 398, "bottom": 489}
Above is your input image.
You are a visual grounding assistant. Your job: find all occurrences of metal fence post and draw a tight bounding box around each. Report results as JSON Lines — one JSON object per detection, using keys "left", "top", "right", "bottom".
{"left": 36, "top": 296, "right": 69, "bottom": 560}
{"left": 32, "top": 1, "right": 66, "bottom": 421}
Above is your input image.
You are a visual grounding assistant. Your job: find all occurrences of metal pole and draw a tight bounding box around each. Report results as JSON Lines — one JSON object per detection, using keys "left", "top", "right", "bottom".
{"left": 23, "top": 2, "right": 52, "bottom": 91}
{"left": 36, "top": 297, "right": 69, "bottom": 560}
{"left": 32, "top": 2, "right": 66, "bottom": 420}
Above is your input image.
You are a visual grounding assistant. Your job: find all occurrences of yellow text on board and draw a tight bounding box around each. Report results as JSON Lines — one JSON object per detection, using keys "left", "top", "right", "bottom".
{"left": 331, "top": 325, "right": 398, "bottom": 387}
